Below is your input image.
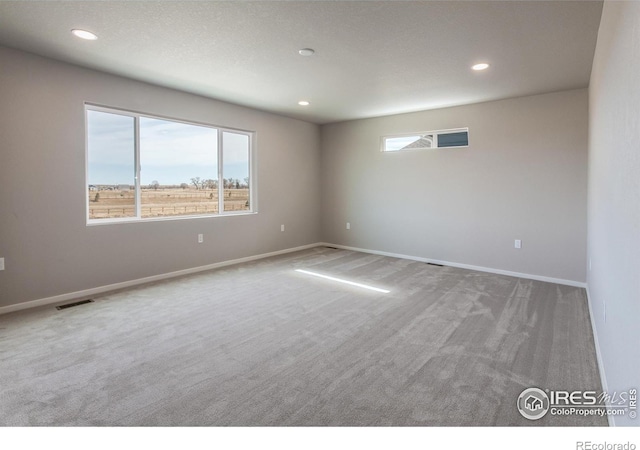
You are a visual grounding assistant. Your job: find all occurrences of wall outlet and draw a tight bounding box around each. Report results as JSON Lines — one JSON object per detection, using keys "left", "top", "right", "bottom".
{"left": 0, "top": 257, "right": 4, "bottom": 271}
{"left": 197, "top": 234, "right": 204, "bottom": 243}
{"left": 281, "top": 224, "right": 285, "bottom": 232}
{"left": 514, "top": 239, "right": 522, "bottom": 249}
{"left": 346, "top": 222, "right": 351, "bottom": 230}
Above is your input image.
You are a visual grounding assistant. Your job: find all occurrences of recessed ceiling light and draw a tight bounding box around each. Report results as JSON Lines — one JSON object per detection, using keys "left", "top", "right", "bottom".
{"left": 472, "top": 63, "right": 490, "bottom": 71}
{"left": 298, "top": 101, "right": 310, "bottom": 106}
{"left": 71, "top": 29, "right": 98, "bottom": 40}
{"left": 298, "top": 48, "right": 315, "bottom": 56}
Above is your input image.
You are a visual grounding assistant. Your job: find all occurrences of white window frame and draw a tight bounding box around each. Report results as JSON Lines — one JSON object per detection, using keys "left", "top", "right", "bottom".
{"left": 85, "top": 104, "right": 256, "bottom": 225}
{"left": 381, "top": 127, "right": 469, "bottom": 152}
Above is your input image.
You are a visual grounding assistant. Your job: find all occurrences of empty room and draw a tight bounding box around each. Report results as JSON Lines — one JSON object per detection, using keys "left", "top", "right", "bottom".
{"left": 0, "top": 0, "right": 638, "bottom": 440}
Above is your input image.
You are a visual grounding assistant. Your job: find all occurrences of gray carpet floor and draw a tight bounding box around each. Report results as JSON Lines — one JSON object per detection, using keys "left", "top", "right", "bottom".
{"left": 0, "top": 247, "right": 606, "bottom": 426}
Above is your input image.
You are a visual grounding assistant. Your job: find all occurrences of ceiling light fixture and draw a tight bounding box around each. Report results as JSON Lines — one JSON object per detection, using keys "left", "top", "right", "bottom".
{"left": 298, "top": 48, "right": 315, "bottom": 56}
{"left": 298, "top": 101, "right": 310, "bottom": 106}
{"left": 71, "top": 29, "right": 98, "bottom": 40}
{"left": 472, "top": 63, "right": 490, "bottom": 71}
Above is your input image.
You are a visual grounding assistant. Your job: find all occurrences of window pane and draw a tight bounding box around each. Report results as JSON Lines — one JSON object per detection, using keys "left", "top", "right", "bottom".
{"left": 87, "top": 110, "right": 136, "bottom": 219}
{"left": 438, "top": 131, "right": 469, "bottom": 147}
{"left": 222, "top": 132, "right": 250, "bottom": 212}
{"left": 385, "top": 134, "right": 435, "bottom": 152}
{"left": 382, "top": 129, "right": 468, "bottom": 152}
{"left": 140, "top": 117, "right": 218, "bottom": 218}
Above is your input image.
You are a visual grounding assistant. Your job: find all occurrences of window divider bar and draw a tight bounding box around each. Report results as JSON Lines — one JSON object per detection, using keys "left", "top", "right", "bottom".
{"left": 218, "top": 130, "right": 224, "bottom": 215}
{"left": 135, "top": 116, "right": 142, "bottom": 219}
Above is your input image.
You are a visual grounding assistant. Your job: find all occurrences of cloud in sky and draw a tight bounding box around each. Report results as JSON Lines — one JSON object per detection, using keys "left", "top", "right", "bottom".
{"left": 87, "top": 110, "right": 249, "bottom": 185}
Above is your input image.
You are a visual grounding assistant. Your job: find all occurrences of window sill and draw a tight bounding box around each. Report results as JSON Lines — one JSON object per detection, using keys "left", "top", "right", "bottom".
{"left": 86, "top": 210, "right": 258, "bottom": 226}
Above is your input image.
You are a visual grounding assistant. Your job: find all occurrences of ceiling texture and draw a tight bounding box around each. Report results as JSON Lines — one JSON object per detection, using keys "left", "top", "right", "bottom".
{"left": 0, "top": 1, "right": 603, "bottom": 124}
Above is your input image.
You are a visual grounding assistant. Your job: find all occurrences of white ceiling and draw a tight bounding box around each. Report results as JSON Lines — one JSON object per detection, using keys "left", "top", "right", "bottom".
{"left": 0, "top": 1, "right": 603, "bottom": 124}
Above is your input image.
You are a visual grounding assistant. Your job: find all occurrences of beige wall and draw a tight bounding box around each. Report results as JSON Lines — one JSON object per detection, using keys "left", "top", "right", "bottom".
{"left": 0, "top": 46, "right": 593, "bottom": 308}
{"left": 321, "top": 89, "right": 589, "bottom": 283}
{"left": 0, "top": 46, "right": 321, "bottom": 308}
{"left": 588, "top": 1, "right": 640, "bottom": 427}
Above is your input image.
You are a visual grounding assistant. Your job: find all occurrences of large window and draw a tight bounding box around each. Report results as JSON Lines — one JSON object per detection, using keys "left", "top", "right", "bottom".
{"left": 86, "top": 105, "right": 253, "bottom": 223}
{"left": 382, "top": 128, "right": 469, "bottom": 152}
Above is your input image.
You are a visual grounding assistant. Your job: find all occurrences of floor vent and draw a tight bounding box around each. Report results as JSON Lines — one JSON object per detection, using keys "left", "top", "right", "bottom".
{"left": 426, "top": 262, "right": 444, "bottom": 267}
{"left": 56, "top": 299, "right": 94, "bottom": 310}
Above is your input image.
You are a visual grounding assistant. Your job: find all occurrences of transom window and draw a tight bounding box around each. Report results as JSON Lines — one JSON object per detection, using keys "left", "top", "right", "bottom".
{"left": 382, "top": 128, "right": 469, "bottom": 152}
{"left": 86, "top": 105, "right": 254, "bottom": 223}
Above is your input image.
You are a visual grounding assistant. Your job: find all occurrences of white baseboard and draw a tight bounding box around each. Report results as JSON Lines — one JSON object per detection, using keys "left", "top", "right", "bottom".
{"left": 319, "top": 242, "right": 587, "bottom": 288}
{"left": 585, "top": 285, "right": 614, "bottom": 427}
{"left": 0, "top": 243, "right": 322, "bottom": 316}
{"left": 0, "top": 241, "right": 587, "bottom": 313}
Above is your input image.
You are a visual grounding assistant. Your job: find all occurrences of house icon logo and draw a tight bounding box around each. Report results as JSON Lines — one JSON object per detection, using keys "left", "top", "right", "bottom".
{"left": 526, "top": 395, "right": 543, "bottom": 411}
{"left": 517, "top": 387, "right": 550, "bottom": 420}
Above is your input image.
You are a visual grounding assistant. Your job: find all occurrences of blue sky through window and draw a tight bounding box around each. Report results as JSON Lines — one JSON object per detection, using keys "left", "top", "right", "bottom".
{"left": 88, "top": 110, "right": 250, "bottom": 186}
